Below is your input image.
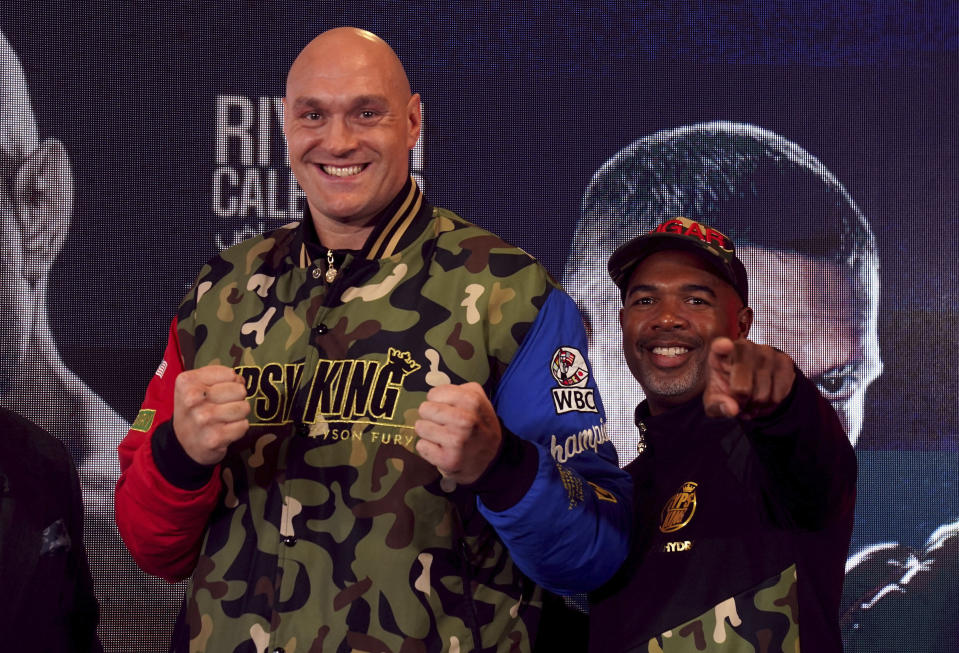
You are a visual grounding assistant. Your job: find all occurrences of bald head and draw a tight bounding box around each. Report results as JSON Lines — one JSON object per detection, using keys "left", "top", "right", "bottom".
{"left": 282, "top": 28, "right": 421, "bottom": 245}
{"left": 0, "top": 30, "right": 39, "bottom": 180}
{"left": 287, "top": 27, "right": 412, "bottom": 101}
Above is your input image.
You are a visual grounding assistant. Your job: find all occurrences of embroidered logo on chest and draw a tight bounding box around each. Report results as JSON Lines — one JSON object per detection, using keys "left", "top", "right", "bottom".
{"left": 237, "top": 347, "right": 421, "bottom": 426}
{"left": 660, "top": 481, "right": 698, "bottom": 533}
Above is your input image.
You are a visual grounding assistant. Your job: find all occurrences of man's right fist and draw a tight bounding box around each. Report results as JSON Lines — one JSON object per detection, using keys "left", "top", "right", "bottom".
{"left": 173, "top": 365, "right": 250, "bottom": 465}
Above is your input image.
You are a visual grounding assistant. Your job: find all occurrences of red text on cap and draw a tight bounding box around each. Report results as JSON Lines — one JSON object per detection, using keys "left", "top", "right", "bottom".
{"left": 655, "top": 217, "right": 731, "bottom": 251}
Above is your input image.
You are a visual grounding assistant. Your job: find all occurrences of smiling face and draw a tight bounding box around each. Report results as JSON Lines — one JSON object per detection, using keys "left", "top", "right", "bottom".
{"left": 589, "top": 244, "right": 880, "bottom": 451}
{"left": 283, "top": 28, "right": 421, "bottom": 243}
{"left": 619, "top": 250, "right": 752, "bottom": 414}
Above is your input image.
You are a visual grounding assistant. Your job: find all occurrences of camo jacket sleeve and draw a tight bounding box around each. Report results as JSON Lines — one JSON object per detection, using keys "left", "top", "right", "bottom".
{"left": 479, "top": 287, "right": 633, "bottom": 594}
{"left": 114, "top": 316, "right": 222, "bottom": 582}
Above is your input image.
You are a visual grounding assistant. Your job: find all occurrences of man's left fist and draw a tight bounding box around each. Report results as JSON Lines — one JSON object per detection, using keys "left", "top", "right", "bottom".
{"left": 415, "top": 382, "right": 502, "bottom": 484}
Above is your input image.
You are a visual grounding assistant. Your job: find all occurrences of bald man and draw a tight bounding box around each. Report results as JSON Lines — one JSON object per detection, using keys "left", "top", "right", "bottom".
{"left": 0, "top": 29, "right": 180, "bottom": 647}
{"left": 115, "top": 27, "right": 630, "bottom": 652}
{"left": 0, "top": 31, "right": 130, "bottom": 510}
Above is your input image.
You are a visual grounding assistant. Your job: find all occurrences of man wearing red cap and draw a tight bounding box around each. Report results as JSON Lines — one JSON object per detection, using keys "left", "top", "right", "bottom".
{"left": 589, "top": 217, "right": 856, "bottom": 652}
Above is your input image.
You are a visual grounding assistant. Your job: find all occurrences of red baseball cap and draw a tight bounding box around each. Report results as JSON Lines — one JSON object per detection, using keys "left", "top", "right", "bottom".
{"left": 607, "top": 217, "right": 749, "bottom": 304}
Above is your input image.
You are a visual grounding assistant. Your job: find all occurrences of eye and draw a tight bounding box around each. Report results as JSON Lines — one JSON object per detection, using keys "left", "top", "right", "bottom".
{"left": 304, "top": 111, "right": 322, "bottom": 121}
{"left": 813, "top": 365, "right": 861, "bottom": 400}
{"left": 355, "top": 109, "right": 382, "bottom": 123}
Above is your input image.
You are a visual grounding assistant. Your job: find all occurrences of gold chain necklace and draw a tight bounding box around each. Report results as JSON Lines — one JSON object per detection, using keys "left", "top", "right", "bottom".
{"left": 325, "top": 249, "right": 338, "bottom": 283}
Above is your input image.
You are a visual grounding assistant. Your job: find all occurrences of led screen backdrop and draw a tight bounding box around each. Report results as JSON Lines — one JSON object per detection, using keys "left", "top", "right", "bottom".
{"left": 1, "top": 2, "right": 956, "bottom": 650}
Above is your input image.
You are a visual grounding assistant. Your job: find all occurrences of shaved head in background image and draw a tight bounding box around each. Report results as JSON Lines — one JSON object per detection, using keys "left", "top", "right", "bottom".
{"left": 566, "top": 120, "right": 959, "bottom": 649}
{"left": 564, "top": 121, "right": 882, "bottom": 465}
{"left": 0, "top": 30, "right": 179, "bottom": 647}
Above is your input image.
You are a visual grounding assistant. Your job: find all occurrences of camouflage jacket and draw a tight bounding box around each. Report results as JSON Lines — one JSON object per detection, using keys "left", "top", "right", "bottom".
{"left": 589, "top": 369, "right": 855, "bottom": 652}
{"left": 116, "top": 178, "right": 631, "bottom": 653}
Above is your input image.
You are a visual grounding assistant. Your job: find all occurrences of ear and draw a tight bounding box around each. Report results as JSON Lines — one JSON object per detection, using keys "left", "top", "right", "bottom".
{"left": 407, "top": 92, "right": 422, "bottom": 149}
{"left": 736, "top": 306, "right": 753, "bottom": 339}
{"left": 13, "top": 138, "right": 72, "bottom": 285}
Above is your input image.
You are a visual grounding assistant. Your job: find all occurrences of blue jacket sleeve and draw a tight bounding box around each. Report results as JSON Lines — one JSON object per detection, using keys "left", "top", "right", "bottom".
{"left": 479, "top": 287, "right": 633, "bottom": 594}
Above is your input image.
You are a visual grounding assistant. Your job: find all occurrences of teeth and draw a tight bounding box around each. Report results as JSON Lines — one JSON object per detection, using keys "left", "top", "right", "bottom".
{"left": 323, "top": 164, "right": 364, "bottom": 177}
{"left": 652, "top": 346, "right": 689, "bottom": 357}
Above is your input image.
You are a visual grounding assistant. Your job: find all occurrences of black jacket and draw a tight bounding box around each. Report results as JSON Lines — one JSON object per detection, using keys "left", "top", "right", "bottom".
{"left": 0, "top": 407, "right": 101, "bottom": 652}
{"left": 590, "top": 370, "right": 855, "bottom": 652}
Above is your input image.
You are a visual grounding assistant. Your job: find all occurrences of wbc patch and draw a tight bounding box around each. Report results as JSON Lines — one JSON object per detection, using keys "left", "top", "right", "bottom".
{"left": 549, "top": 346, "right": 598, "bottom": 414}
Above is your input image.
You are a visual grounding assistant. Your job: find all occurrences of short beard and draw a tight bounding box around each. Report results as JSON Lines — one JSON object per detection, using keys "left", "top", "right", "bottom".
{"left": 637, "top": 356, "right": 707, "bottom": 401}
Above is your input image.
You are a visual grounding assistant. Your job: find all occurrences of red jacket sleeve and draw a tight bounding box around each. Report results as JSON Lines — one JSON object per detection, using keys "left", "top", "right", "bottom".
{"left": 114, "top": 317, "right": 222, "bottom": 582}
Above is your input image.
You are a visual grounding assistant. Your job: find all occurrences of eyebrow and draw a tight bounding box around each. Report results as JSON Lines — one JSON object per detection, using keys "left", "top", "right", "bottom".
{"left": 290, "top": 94, "right": 391, "bottom": 110}
{"left": 817, "top": 363, "right": 860, "bottom": 377}
{"left": 626, "top": 283, "right": 718, "bottom": 298}
{"left": 680, "top": 283, "right": 717, "bottom": 297}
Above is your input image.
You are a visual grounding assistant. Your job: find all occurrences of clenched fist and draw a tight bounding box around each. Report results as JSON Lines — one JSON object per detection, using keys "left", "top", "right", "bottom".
{"left": 703, "top": 337, "right": 796, "bottom": 420}
{"left": 173, "top": 365, "right": 250, "bottom": 465}
{"left": 415, "top": 382, "right": 502, "bottom": 484}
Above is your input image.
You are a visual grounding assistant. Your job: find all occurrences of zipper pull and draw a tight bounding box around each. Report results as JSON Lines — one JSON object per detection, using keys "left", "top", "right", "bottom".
{"left": 325, "top": 248, "right": 338, "bottom": 283}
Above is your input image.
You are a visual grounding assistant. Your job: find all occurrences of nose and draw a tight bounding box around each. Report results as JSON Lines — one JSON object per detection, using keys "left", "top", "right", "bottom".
{"left": 833, "top": 397, "right": 860, "bottom": 446}
{"left": 325, "top": 116, "right": 357, "bottom": 156}
{"left": 650, "top": 299, "right": 687, "bottom": 330}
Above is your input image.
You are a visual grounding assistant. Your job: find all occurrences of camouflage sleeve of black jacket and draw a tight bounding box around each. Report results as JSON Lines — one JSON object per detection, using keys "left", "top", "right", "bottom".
{"left": 476, "top": 287, "right": 633, "bottom": 595}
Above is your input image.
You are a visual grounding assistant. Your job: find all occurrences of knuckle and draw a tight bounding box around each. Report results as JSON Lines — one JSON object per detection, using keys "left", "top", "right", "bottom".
{"left": 414, "top": 440, "right": 428, "bottom": 458}
{"left": 211, "top": 426, "right": 235, "bottom": 448}
{"left": 459, "top": 392, "right": 477, "bottom": 411}
{"left": 174, "top": 376, "right": 196, "bottom": 399}
{"left": 193, "top": 404, "right": 213, "bottom": 424}
{"left": 443, "top": 452, "right": 463, "bottom": 473}
{"left": 418, "top": 400, "right": 436, "bottom": 419}
{"left": 227, "top": 421, "right": 248, "bottom": 441}
{"left": 459, "top": 416, "right": 480, "bottom": 436}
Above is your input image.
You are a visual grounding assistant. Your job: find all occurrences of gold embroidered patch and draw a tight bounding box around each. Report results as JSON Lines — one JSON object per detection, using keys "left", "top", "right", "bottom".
{"left": 660, "top": 481, "right": 698, "bottom": 533}
{"left": 557, "top": 463, "right": 584, "bottom": 509}
{"left": 588, "top": 481, "right": 618, "bottom": 503}
{"left": 130, "top": 409, "right": 156, "bottom": 433}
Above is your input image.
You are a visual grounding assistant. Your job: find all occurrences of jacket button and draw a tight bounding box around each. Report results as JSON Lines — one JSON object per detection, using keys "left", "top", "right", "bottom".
{"left": 281, "top": 535, "right": 297, "bottom": 547}
{"left": 311, "top": 267, "right": 322, "bottom": 279}
{"left": 313, "top": 323, "right": 328, "bottom": 335}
